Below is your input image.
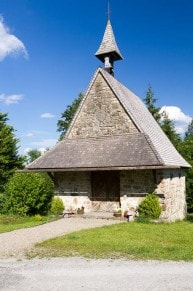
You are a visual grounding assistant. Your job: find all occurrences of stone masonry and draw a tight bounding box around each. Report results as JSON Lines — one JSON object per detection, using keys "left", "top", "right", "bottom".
{"left": 120, "top": 169, "right": 186, "bottom": 222}
{"left": 155, "top": 168, "right": 186, "bottom": 222}
{"left": 54, "top": 169, "right": 186, "bottom": 221}
{"left": 54, "top": 172, "right": 92, "bottom": 212}
{"left": 67, "top": 73, "right": 138, "bottom": 138}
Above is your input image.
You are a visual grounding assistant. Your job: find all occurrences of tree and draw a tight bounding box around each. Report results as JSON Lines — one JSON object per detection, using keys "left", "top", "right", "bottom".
{"left": 26, "top": 149, "right": 42, "bottom": 164}
{"left": 179, "top": 120, "right": 193, "bottom": 212}
{"left": 57, "top": 93, "right": 84, "bottom": 140}
{"left": 185, "top": 118, "right": 193, "bottom": 140}
{"left": 144, "top": 84, "right": 182, "bottom": 150}
{"left": 160, "top": 111, "right": 182, "bottom": 150}
{"left": 0, "top": 112, "right": 24, "bottom": 192}
{"left": 179, "top": 138, "right": 193, "bottom": 213}
{"left": 143, "top": 84, "right": 161, "bottom": 123}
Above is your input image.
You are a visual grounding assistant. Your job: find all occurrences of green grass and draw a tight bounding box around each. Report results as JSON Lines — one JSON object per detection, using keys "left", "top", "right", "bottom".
{"left": 0, "top": 215, "right": 56, "bottom": 233}
{"left": 35, "top": 221, "right": 193, "bottom": 261}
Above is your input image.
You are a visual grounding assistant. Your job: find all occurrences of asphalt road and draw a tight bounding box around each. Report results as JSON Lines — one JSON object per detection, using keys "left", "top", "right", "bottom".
{"left": 0, "top": 257, "right": 193, "bottom": 291}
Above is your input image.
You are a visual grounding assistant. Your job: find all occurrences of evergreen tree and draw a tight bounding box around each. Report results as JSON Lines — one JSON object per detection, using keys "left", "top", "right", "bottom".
{"left": 179, "top": 119, "right": 193, "bottom": 212}
{"left": 57, "top": 93, "right": 84, "bottom": 140}
{"left": 160, "top": 111, "right": 182, "bottom": 150}
{"left": 143, "top": 84, "right": 161, "bottom": 123}
{"left": 185, "top": 118, "right": 193, "bottom": 140}
{"left": 0, "top": 112, "right": 24, "bottom": 192}
{"left": 26, "top": 149, "right": 42, "bottom": 164}
{"left": 144, "top": 84, "right": 182, "bottom": 150}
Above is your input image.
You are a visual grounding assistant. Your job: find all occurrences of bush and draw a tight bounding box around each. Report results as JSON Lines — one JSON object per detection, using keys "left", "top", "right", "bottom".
{"left": 34, "top": 214, "right": 43, "bottom": 221}
{"left": 138, "top": 193, "right": 161, "bottom": 219}
{"left": 186, "top": 213, "right": 193, "bottom": 222}
{"left": 2, "top": 172, "right": 54, "bottom": 216}
{"left": 50, "top": 197, "right": 64, "bottom": 216}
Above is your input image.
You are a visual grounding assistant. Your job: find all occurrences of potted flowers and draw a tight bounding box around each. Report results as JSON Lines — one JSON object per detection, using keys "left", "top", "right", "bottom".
{"left": 77, "top": 206, "right": 85, "bottom": 215}
{"left": 113, "top": 208, "right": 122, "bottom": 218}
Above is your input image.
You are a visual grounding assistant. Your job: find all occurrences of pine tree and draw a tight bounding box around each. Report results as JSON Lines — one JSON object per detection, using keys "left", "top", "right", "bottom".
{"left": 144, "top": 85, "right": 181, "bottom": 150}
{"left": 0, "top": 112, "right": 24, "bottom": 192}
{"left": 143, "top": 84, "right": 161, "bottom": 123}
{"left": 57, "top": 93, "right": 83, "bottom": 140}
{"left": 185, "top": 118, "right": 193, "bottom": 140}
{"left": 160, "top": 111, "right": 182, "bottom": 150}
{"left": 179, "top": 119, "right": 193, "bottom": 212}
{"left": 26, "top": 149, "right": 42, "bottom": 164}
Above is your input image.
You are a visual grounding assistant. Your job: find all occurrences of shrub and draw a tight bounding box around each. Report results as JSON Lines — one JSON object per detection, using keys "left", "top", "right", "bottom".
{"left": 186, "top": 213, "right": 193, "bottom": 222}
{"left": 2, "top": 172, "right": 54, "bottom": 216}
{"left": 138, "top": 193, "right": 161, "bottom": 219}
{"left": 50, "top": 197, "right": 64, "bottom": 216}
{"left": 34, "top": 214, "right": 43, "bottom": 221}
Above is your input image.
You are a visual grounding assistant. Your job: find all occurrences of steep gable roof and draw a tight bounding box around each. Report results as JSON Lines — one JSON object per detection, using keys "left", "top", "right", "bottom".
{"left": 27, "top": 68, "right": 190, "bottom": 171}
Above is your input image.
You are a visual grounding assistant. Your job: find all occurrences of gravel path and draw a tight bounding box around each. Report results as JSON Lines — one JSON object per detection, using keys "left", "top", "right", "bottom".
{"left": 1, "top": 258, "right": 193, "bottom": 290}
{"left": 0, "top": 217, "right": 122, "bottom": 258}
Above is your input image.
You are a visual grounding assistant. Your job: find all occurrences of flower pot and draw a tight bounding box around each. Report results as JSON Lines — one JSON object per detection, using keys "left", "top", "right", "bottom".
{"left": 113, "top": 212, "right": 122, "bottom": 218}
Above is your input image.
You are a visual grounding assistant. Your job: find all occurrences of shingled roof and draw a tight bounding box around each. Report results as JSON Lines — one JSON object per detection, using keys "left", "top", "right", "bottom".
{"left": 27, "top": 133, "right": 163, "bottom": 171}
{"left": 27, "top": 68, "right": 190, "bottom": 171}
{"left": 98, "top": 68, "right": 190, "bottom": 168}
{"left": 95, "top": 20, "right": 123, "bottom": 62}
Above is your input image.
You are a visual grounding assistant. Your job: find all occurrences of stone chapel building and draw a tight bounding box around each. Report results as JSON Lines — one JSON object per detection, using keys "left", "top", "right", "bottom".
{"left": 27, "top": 19, "right": 190, "bottom": 221}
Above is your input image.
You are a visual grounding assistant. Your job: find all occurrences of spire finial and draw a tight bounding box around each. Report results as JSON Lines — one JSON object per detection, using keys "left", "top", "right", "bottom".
{"left": 107, "top": 1, "right": 111, "bottom": 20}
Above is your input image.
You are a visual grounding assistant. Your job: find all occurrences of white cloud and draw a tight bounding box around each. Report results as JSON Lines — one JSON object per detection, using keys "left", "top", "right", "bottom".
{"left": 30, "top": 138, "right": 57, "bottom": 148}
{"left": 24, "top": 148, "right": 31, "bottom": 154}
{"left": 160, "top": 106, "right": 192, "bottom": 134}
{"left": 25, "top": 132, "right": 33, "bottom": 137}
{"left": 0, "top": 93, "right": 23, "bottom": 105}
{"left": 0, "top": 16, "right": 28, "bottom": 61}
{"left": 41, "top": 113, "right": 55, "bottom": 118}
{"left": 160, "top": 106, "right": 192, "bottom": 123}
{"left": 38, "top": 148, "right": 48, "bottom": 154}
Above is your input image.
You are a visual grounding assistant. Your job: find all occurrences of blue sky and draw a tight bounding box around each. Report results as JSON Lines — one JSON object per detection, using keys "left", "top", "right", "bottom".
{"left": 0, "top": 0, "right": 193, "bottom": 154}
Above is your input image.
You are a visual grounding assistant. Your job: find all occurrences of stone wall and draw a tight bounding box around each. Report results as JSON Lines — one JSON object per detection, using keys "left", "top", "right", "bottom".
{"left": 53, "top": 168, "right": 186, "bottom": 221}
{"left": 54, "top": 172, "right": 92, "bottom": 212}
{"left": 120, "top": 170, "right": 156, "bottom": 213}
{"left": 155, "top": 168, "right": 186, "bottom": 221}
{"left": 120, "top": 169, "right": 186, "bottom": 222}
{"left": 67, "top": 72, "right": 138, "bottom": 138}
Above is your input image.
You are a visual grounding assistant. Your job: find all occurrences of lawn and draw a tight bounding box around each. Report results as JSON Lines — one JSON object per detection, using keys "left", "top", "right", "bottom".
{"left": 35, "top": 221, "right": 193, "bottom": 261}
{"left": 0, "top": 215, "right": 55, "bottom": 233}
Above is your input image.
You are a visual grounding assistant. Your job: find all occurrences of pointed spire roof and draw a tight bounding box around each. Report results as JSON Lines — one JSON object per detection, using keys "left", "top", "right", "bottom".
{"left": 95, "top": 20, "right": 123, "bottom": 63}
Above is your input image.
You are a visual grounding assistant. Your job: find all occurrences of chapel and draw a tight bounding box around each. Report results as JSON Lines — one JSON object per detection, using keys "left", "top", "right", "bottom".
{"left": 27, "top": 18, "right": 190, "bottom": 221}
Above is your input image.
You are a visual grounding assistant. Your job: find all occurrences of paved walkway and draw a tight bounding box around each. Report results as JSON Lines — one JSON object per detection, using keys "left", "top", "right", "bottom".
{"left": 0, "top": 217, "right": 122, "bottom": 258}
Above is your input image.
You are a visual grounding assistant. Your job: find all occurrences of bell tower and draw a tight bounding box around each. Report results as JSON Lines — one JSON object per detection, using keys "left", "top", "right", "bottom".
{"left": 95, "top": 7, "right": 123, "bottom": 76}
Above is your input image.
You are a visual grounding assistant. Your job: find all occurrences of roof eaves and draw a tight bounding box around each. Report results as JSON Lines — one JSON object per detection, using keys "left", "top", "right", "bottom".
{"left": 26, "top": 165, "right": 182, "bottom": 172}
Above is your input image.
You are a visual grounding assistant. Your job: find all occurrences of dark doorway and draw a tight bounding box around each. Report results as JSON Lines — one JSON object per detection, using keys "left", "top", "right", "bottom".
{"left": 91, "top": 171, "right": 120, "bottom": 211}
